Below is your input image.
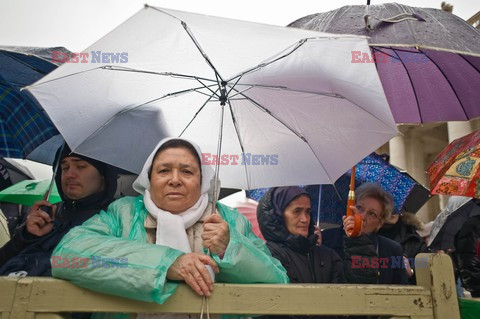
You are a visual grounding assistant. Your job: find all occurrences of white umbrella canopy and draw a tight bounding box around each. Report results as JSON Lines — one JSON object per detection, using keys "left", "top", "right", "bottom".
{"left": 27, "top": 5, "right": 398, "bottom": 189}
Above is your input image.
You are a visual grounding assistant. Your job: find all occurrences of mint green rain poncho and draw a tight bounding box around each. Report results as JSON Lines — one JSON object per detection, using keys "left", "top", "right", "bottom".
{"left": 51, "top": 137, "right": 288, "bottom": 311}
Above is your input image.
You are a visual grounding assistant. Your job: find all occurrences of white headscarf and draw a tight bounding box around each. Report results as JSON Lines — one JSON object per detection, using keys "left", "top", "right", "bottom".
{"left": 132, "top": 137, "right": 215, "bottom": 253}
{"left": 428, "top": 196, "right": 471, "bottom": 246}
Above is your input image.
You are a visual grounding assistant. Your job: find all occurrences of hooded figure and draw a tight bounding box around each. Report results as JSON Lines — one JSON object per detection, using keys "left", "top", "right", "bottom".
{"left": 0, "top": 145, "right": 118, "bottom": 276}
{"left": 51, "top": 137, "right": 288, "bottom": 319}
{"left": 257, "top": 186, "right": 344, "bottom": 284}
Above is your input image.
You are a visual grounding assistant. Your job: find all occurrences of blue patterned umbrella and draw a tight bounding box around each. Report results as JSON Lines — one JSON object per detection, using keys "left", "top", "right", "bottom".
{"left": 0, "top": 47, "right": 69, "bottom": 161}
{"left": 247, "top": 153, "right": 430, "bottom": 226}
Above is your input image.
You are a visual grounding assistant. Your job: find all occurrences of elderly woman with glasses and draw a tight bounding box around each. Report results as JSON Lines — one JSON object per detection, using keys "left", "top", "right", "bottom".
{"left": 322, "top": 182, "right": 409, "bottom": 285}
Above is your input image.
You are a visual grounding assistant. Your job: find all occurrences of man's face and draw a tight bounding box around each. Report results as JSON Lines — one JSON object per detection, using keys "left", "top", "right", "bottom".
{"left": 61, "top": 157, "right": 105, "bottom": 200}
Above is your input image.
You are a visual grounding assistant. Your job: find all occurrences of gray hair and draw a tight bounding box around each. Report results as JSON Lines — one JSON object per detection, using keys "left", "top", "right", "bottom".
{"left": 355, "top": 182, "right": 394, "bottom": 222}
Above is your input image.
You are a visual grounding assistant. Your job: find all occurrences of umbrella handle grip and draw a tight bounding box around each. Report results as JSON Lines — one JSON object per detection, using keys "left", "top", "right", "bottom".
{"left": 40, "top": 205, "right": 52, "bottom": 218}
{"left": 346, "top": 194, "right": 362, "bottom": 237}
{"left": 346, "top": 213, "right": 362, "bottom": 237}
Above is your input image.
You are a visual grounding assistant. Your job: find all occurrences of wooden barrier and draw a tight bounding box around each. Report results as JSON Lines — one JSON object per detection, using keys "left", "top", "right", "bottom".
{"left": 0, "top": 253, "right": 460, "bottom": 319}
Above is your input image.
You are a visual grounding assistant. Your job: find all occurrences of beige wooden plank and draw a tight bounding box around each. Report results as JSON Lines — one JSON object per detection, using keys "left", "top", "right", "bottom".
{"left": 34, "top": 313, "right": 71, "bottom": 319}
{"left": 365, "top": 293, "right": 432, "bottom": 315}
{"left": 0, "top": 277, "right": 18, "bottom": 317}
{"left": 10, "top": 277, "right": 34, "bottom": 319}
{"left": 25, "top": 278, "right": 433, "bottom": 317}
{"left": 415, "top": 253, "right": 460, "bottom": 319}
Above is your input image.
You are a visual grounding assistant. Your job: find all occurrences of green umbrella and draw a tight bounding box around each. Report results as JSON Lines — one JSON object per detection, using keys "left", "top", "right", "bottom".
{"left": 0, "top": 179, "right": 61, "bottom": 206}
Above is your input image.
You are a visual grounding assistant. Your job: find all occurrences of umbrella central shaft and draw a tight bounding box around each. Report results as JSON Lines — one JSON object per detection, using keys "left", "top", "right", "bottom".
{"left": 219, "top": 81, "right": 227, "bottom": 106}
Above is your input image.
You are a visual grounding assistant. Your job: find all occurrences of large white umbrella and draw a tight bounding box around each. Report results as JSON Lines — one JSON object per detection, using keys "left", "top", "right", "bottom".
{"left": 27, "top": 5, "right": 398, "bottom": 190}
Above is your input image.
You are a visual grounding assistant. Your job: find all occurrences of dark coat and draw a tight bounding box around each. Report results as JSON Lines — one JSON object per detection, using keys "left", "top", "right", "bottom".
{"left": 0, "top": 156, "right": 117, "bottom": 276}
{"left": 257, "top": 189, "right": 345, "bottom": 284}
{"left": 322, "top": 227, "right": 409, "bottom": 285}
{"left": 455, "top": 214, "right": 480, "bottom": 297}
{"left": 378, "top": 212, "right": 428, "bottom": 284}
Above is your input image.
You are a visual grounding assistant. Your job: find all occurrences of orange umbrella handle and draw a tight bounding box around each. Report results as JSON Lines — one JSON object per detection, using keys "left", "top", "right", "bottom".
{"left": 346, "top": 166, "right": 362, "bottom": 237}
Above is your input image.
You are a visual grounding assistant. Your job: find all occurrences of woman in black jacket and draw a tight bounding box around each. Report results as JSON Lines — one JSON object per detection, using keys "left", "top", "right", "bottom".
{"left": 257, "top": 186, "right": 345, "bottom": 284}
{"left": 455, "top": 210, "right": 480, "bottom": 297}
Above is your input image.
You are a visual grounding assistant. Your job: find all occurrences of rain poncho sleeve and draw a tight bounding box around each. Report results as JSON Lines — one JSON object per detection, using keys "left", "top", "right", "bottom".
{"left": 213, "top": 202, "right": 288, "bottom": 284}
{"left": 52, "top": 196, "right": 288, "bottom": 304}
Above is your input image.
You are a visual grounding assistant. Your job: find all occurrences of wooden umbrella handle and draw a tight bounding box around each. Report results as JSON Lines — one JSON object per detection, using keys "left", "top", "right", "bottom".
{"left": 346, "top": 166, "right": 362, "bottom": 237}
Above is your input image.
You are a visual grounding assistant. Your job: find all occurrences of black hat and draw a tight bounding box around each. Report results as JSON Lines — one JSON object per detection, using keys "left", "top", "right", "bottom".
{"left": 55, "top": 144, "right": 107, "bottom": 177}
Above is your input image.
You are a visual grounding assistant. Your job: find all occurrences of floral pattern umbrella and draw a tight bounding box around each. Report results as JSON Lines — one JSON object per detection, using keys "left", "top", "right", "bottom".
{"left": 427, "top": 129, "right": 480, "bottom": 198}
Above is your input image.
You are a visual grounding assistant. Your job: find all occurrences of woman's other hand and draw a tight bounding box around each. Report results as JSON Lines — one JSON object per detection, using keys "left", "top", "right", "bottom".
{"left": 202, "top": 214, "right": 230, "bottom": 255}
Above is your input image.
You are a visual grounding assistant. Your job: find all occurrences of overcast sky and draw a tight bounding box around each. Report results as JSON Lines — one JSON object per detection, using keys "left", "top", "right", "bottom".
{"left": 1, "top": 0, "right": 479, "bottom": 52}
{"left": 2, "top": 0, "right": 479, "bottom": 179}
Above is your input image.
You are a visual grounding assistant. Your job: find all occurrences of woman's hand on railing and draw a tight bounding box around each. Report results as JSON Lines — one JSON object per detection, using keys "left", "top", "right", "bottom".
{"left": 167, "top": 253, "right": 219, "bottom": 297}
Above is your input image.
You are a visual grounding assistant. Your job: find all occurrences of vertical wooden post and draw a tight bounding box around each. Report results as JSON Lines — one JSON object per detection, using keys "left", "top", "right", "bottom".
{"left": 9, "top": 277, "right": 34, "bottom": 319}
{"left": 415, "top": 253, "right": 460, "bottom": 319}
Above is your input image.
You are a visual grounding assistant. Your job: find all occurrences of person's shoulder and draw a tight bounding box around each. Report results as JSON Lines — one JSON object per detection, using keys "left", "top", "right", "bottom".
{"left": 107, "top": 195, "right": 141, "bottom": 212}
{"left": 111, "top": 195, "right": 138, "bottom": 205}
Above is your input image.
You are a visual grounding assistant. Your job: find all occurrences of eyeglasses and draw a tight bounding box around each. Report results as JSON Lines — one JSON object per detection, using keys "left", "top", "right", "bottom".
{"left": 355, "top": 205, "right": 382, "bottom": 221}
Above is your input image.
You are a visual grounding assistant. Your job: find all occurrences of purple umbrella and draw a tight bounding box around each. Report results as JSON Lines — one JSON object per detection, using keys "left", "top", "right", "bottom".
{"left": 288, "top": 3, "right": 480, "bottom": 124}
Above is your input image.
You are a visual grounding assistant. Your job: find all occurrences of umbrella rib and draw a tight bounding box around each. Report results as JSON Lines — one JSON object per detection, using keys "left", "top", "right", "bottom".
{"left": 458, "top": 54, "right": 480, "bottom": 73}
{"left": 74, "top": 86, "right": 216, "bottom": 149}
{"left": 102, "top": 66, "right": 218, "bottom": 84}
{"left": 225, "top": 99, "right": 252, "bottom": 189}
{"left": 372, "top": 46, "right": 426, "bottom": 62}
{"left": 24, "top": 66, "right": 108, "bottom": 89}
{"left": 226, "top": 39, "right": 308, "bottom": 83}
{"left": 228, "top": 86, "right": 337, "bottom": 184}
{"left": 231, "top": 82, "right": 394, "bottom": 131}
{"left": 179, "top": 89, "right": 220, "bottom": 137}
{"left": 149, "top": 7, "right": 224, "bottom": 83}
{"left": 25, "top": 65, "right": 218, "bottom": 89}
{"left": 101, "top": 66, "right": 223, "bottom": 100}
{"left": 417, "top": 48, "right": 468, "bottom": 120}
{"left": 379, "top": 48, "right": 424, "bottom": 123}
{"left": 0, "top": 50, "right": 53, "bottom": 75}
{"left": 119, "top": 85, "right": 218, "bottom": 114}
{"left": 230, "top": 84, "right": 343, "bottom": 99}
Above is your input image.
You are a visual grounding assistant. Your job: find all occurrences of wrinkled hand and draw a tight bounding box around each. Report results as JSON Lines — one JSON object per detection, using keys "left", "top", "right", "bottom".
{"left": 314, "top": 225, "right": 322, "bottom": 245}
{"left": 167, "top": 253, "right": 219, "bottom": 296}
{"left": 202, "top": 214, "right": 230, "bottom": 255}
{"left": 26, "top": 200, "right": 57, "bottom": 237}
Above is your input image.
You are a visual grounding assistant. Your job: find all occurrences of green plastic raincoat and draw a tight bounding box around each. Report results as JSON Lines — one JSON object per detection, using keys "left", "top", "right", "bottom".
{"left": 52, "top": 195, "right": 288, "bottom": 305}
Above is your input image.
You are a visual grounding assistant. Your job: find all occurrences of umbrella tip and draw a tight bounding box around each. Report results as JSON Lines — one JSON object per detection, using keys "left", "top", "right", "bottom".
{"left": 144, "top": 3, "right": 150, "bottom": 9}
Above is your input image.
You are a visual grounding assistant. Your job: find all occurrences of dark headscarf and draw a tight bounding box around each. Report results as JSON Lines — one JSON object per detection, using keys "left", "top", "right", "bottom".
{"left": 272, "top": 186, "right": 309, "bottom": 216}
{"left": 258, "top": 186, "right": 316, "bottom": 253}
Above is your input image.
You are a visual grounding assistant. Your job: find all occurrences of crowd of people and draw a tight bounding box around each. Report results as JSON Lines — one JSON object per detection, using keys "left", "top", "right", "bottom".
{"left": 0, "top": 137, "right": 479, "bottom": 318}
